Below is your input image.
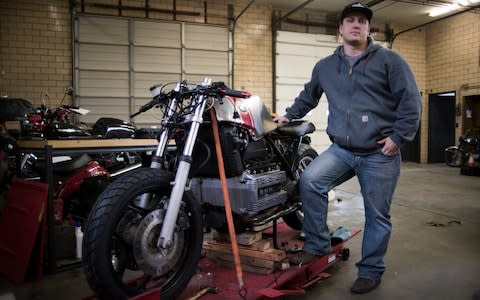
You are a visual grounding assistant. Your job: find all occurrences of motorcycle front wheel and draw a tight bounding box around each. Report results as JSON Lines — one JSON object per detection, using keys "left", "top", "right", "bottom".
{"left": 82, "top": 168, "right": 203, "bottom": 299}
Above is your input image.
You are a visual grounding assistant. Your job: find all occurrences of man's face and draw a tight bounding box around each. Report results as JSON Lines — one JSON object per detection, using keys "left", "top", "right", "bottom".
{"left": 339, "top": 13, "right": 370, "bottom": 46}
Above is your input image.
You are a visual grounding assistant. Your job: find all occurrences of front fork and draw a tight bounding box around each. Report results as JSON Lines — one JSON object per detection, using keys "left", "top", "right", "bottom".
{"left": 154, "top": 78, "right": 211, "bottom": 249}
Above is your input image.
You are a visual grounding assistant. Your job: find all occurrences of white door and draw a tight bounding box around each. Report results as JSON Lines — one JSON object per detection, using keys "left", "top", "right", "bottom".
{"left": 275, "top": 31, "right": 340, "bottom": 153}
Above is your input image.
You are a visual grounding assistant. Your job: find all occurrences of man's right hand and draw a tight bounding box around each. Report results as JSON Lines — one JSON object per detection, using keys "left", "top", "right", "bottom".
{"left": 273, "top": 115, "right": 290, "bottom": 124}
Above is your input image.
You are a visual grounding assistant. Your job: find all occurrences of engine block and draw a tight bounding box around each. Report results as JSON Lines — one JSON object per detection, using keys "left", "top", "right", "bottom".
{"left": 191, "top": 170, "right": 287, "bottom": 216}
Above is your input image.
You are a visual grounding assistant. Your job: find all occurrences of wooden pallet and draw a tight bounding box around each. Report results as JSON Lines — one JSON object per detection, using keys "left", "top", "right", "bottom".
{"left": 203, "top": 231, "right": 288, "bottom": 274}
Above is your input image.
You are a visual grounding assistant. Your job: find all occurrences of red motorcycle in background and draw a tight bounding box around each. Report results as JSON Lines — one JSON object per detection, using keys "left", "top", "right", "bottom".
{"left": 0, "top": 96, "right": 34, "bottom": 207}
{"left": 2, "top": 89, "right": 143, "bottom": 222}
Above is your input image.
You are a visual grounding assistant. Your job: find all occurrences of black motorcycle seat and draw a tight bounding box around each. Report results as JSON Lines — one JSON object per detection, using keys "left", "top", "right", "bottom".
{"left": 275, "top": 120, "right": 316, "bottom": 137}
{"left": 35, "top": 153, "right": 93, "bottom": 175}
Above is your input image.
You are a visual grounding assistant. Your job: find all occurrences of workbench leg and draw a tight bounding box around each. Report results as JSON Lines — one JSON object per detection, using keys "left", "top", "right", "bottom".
{"left": 45, "top": 145, "right": 56, "bottom": 274}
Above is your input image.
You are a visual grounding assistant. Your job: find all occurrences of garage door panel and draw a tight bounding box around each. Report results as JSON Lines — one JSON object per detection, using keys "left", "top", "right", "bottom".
{"left": 276, "top": 84, "right": 305, "bottom": 101}
{"left": 276, "top": 96, "right": 329, "bottom": 129}
{"left": 79, "top": 44, "right": 129, "bottom": 71}
{"left": 134, "top": 47, "right": 181, "bottom": 73}
{"left": 134, "top": 21, "right": 181, "bottom": 47}
{"left": 134, "top": 73, "right": 182, "bottom": 98}
{"left": 276, "top": 30, "right": 338, "bottom": 152}
{"left": 185, "top": 24, "right": 228, "bottom": 51}
{"left": 277, "top": 31, "right": 338, "bottom": 46}
{"left": 79, "top": 17, "right": 128, "bottom": 45}
{"left": 276, "top": 55, "right": 317, "bottom": 78}
{"left": 275, "top": 100, "right": 327, "bottom": 125}
{"left": 275, "top": 77, "right": 308, "bottom": 85}
{"left": 184, "top": 74, "right": 229, "bottom": 84}
{"left": 185, "top": 50, "right": 228, "bottom": 75}
{"left": 277, "top": 57, "right": 316, "bottom": 79}
{"left": 277, "top": 43, "right": 337, "bottom": 58}
{"left": 76, "top": 16, "right": 230, "bottom": 123}
{"left": 78, "top": 97, "right": 130, "bottom": 124}
{"left": 277, "top": 43, "right": 318, "bottom": 57}
{"left": 79, "top": 71, "right": 129, "bottom": 97}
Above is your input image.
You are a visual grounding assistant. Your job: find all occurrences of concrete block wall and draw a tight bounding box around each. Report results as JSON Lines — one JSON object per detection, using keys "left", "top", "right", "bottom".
{"left": 426, "top": 12, "right": 480, "bottom": 93}
{"left": 425, "top": 12, "right": 480, "bottom": 142}
{"left": 392, "top": 28, "right": 428, "bottom": 163}
{"left": 233, "top": 0, "right": 273, "bottom": 111}
{"left": 0, "top": 0, "right": 72, "bottom": 106}
{"left": 389, "top": 12, "right": 480, "bottom": 163}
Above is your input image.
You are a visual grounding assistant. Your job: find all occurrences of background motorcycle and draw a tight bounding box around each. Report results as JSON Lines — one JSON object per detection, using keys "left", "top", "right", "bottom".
{"left": 0, "top": 97, "right": 34, "bottom": 214}
{"left": 21, "top": 87, "right": 91, "bottom": 139}
{"left": 444, "top": 129, "right": 480, "bottom": 167}
{"left": 14, "top": 88, "right": 143, "bottom": 222}
{"left": 22, "top": 87, "right": 136, "bottom": 140}
{"left": 82, "top": 79, "right": 317, "bottom": 299}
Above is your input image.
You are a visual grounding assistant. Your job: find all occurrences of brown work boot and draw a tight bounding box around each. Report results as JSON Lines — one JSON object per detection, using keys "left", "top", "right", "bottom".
{"left": 289, "top": 251, "right": 319, "bottom": 265}
{"left": 350, "top": 277, "right": 381, "bottom": 294}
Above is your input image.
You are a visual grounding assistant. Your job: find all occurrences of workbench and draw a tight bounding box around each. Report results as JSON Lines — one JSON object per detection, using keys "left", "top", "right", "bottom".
{"left": 15, "top": 138, "right": 159, "bottom": 274}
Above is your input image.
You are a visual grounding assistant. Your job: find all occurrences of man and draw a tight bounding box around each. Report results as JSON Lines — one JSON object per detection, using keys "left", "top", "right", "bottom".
{"left": 274, "top": 2, "right": 421, "bottom": 294}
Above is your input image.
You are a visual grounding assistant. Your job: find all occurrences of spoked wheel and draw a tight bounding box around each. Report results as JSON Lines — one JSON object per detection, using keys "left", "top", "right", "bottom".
{"left": 282, "top": 144, "right": 317, "bottom": 230}
{"left": 82, "top": 168, "right": 203, "bottom": 299}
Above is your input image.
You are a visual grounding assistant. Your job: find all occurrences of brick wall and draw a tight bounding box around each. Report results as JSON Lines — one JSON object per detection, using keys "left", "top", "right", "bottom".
{"left": 425, "top": 12, "right": 480, "bottom": 143}
{"left": 392, "top": 27, "right": 428, "bottom": 162}
{"left": 233, "top": 0, "right": 272, "bottom": 110}
{"left": 389, "top": 11, "right": 480, "bottom": 163}
{"left": 0, "top": 0, "right": 72, "bottom": 106}
{"left": 426, "top": 12, "right": 480, "bottom": 93}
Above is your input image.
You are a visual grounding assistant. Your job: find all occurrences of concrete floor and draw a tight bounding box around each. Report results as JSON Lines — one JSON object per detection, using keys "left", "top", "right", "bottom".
{"left": 0, "top": 162, "right": 479, "bottom": 300}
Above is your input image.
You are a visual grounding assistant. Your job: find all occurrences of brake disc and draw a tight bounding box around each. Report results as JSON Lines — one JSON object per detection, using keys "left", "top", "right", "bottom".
{"left": 133, "top": 209, "right": 184, "bottom": 277}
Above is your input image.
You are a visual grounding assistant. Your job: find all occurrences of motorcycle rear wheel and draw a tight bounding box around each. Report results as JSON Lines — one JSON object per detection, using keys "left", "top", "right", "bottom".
{"left": 82, "top": 168, "right": 203, "bottom": 299}
{"left": 282, "top": 143, "right": 317, "bottom": 230}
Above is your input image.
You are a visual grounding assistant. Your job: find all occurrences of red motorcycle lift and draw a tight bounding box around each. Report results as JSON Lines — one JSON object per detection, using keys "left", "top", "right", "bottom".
{"left": 128, "top": 222, "right": 360, "bottom": 300}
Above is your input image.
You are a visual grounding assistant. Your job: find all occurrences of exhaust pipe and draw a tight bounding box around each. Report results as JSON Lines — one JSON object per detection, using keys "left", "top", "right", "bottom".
{"left": 250, "top": 203, "right": 301, "bottom": 227}
{"left": 110, "top": 163, "right": 142, "bottom": 178}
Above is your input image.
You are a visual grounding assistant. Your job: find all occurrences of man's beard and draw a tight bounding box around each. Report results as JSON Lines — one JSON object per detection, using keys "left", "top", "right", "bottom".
{"left": 344, "top": 36, "right": 366, "bottom": 47}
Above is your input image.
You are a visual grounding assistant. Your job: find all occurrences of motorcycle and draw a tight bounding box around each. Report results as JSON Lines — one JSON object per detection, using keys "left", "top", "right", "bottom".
{"left": 22, "top": 87, "right": 137, "bottom": 140}
{"left": 14, "top": 88, "right": 142, "bottom": 222}
{"left": 82, "top": 78, "right": 317, "bottom": 299}
{"left": 444, "top": 129, "right": 480, "bottom": 167}
{"left": 0, "top": 97, "right": 34, "bottom": 212}
{"left": 21, "top": 87, "right": 92, "bottom": 139}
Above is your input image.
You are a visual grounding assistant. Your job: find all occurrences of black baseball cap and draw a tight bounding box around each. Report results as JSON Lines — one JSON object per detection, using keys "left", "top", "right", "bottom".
{"left": 339, "top": 2, "right": 372, "bottom": 23}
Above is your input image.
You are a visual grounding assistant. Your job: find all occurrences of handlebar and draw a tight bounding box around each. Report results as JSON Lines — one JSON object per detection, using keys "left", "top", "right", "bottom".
{"left": 210, "top": 82, "right": 251, "bottom": 99}
{"left": 130, "top": 98, "right": 161, "bottom": 118}
{"left": 218, "top": 87, "right": 251, "bottom": 98}
{"left": 130, "top": 81, "right": 251, "bottom": 118}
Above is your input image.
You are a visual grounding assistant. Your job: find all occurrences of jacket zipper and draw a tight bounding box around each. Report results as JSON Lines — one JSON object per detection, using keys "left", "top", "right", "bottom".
{"left": 346, "top": 110, "right": 350, "bottom": 147}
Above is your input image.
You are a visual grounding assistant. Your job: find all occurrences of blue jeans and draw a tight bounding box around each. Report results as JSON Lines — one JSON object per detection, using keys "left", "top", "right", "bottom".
{"left": 300, "top": 143, "right": 400, "bottom": 280}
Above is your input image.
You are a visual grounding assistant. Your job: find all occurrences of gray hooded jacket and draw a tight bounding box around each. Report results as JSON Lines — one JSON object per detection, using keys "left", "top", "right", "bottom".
{"left": 285, "top": 38, "right": 421, "bottom": 153}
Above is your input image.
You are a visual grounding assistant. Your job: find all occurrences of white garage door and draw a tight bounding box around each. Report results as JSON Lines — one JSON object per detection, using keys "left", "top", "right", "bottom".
{"left": 275, "top": 31, "right": 340, "bottom": 153}
{"left": 74, "top": 15, "right": 231, "bottom": 127}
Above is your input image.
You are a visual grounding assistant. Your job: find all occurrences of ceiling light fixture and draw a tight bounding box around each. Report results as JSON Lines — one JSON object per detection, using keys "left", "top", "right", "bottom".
{"left": 429, "top": 0, "right": 479, "bottom": 17}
